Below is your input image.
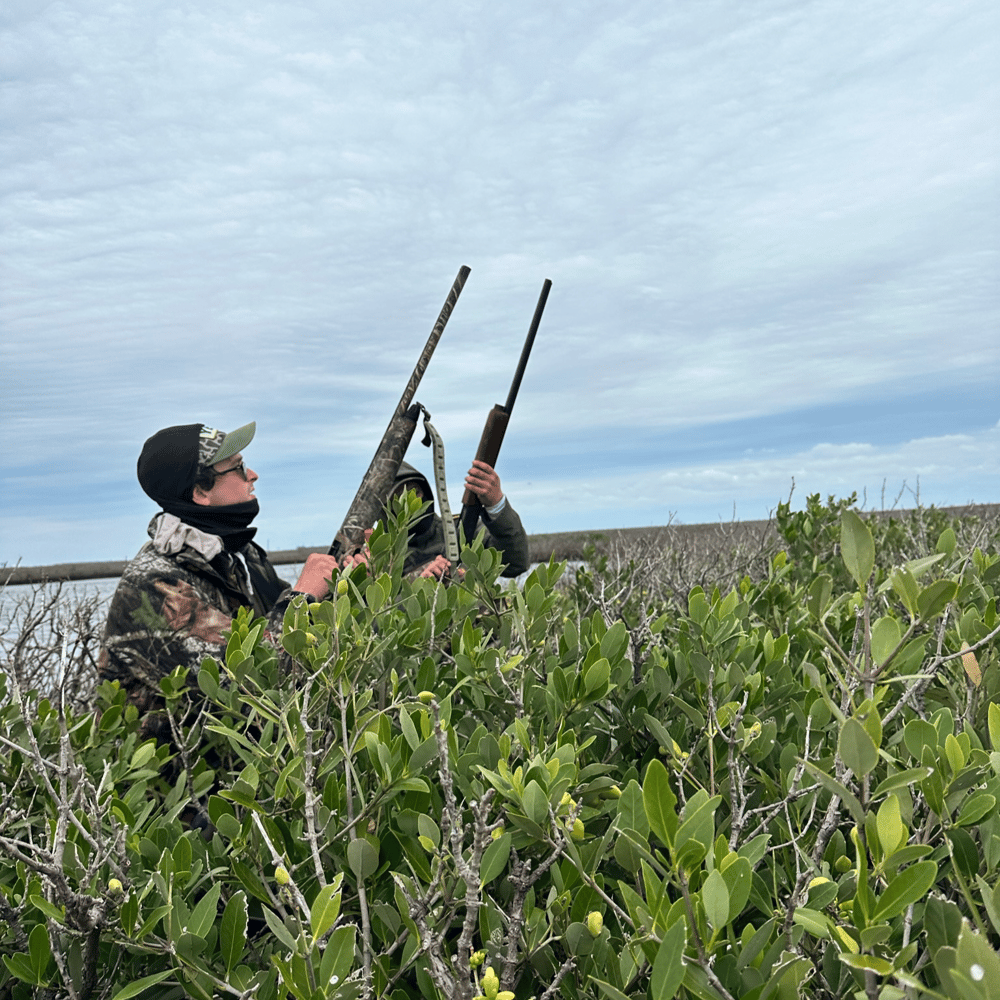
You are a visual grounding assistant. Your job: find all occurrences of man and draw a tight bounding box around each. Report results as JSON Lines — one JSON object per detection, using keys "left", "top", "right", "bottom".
{"left": 391, "top": 458, "right": 529, "bottom": 579}
{"left": 98, "top": 421, "right": 346, "bottom": 719}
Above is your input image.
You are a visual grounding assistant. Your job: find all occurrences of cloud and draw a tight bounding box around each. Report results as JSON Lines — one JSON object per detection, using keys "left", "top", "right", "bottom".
{"left": 505, "top": 422, "right": 1000, "bottom": 530}
{"left": 1, "top": 0, "right": 998, "bottom": 566}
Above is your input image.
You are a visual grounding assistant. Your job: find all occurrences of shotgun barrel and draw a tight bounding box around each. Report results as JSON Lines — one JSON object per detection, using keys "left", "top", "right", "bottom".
{"left": 331, "top": 265, "right": 472, "bottom": 556}
{"left": 458, "top": 278, "right": 551, "bottom": 544}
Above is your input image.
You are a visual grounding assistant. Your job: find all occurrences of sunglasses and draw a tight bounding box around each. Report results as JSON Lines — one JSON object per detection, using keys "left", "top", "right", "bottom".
{"left": 213, "top": 459, "right": 248, "bottom": 481}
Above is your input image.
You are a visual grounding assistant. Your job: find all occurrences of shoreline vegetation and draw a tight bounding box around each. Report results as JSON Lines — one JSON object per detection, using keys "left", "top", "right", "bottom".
{"left": 1, "top": 493, "right": 998, "bottom": 997}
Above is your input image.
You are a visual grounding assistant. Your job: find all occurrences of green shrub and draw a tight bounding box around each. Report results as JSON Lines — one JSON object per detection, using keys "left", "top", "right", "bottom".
{"left": 1, "top": 498, "right": 998, "bottom": 1000}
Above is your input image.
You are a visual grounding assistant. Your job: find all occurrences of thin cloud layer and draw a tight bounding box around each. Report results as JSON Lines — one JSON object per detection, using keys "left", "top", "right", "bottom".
{"left": 1, "top": 0, "right": 997, "bottom": 566}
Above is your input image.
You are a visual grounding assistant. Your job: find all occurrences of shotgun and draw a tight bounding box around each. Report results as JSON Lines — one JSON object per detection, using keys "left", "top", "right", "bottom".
{"left": 458, "top": 277, "right": 551, "bottom": 545}
{"left": 330, "top": 265, "right": 471, "bottom": 557}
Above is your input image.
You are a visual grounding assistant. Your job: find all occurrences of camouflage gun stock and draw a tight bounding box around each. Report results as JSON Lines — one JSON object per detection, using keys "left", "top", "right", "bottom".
{"left": 458, "top": 277, "right": 551, "bottom": 546}
{"left": 331, "top": 265, "right": 472, "bottom": 557}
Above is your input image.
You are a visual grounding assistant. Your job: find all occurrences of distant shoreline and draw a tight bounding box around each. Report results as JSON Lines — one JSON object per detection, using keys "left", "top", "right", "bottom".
{"left": 5, "top": 502, "right": 997, "bottom": 587}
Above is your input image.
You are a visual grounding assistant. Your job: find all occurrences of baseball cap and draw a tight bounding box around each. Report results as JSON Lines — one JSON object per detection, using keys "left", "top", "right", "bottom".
{"left": 198, "top": 421, "right": 256, "bottom": 468}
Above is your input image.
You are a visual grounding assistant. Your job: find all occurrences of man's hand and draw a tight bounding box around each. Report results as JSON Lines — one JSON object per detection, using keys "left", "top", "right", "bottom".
{"left": 414, "top": 555, "right": 465, "bottom": 581}
{"left": 418, "top": 555, "right": 451, "bottom": 579}
{"left": 294, "top": 542, "right": 370, "bottom": 599}
{"left": 465, "top": 459, "right": 503, "bottom": 508}
{"left": 294, "top": 553, "right": 341, "bottom": 600}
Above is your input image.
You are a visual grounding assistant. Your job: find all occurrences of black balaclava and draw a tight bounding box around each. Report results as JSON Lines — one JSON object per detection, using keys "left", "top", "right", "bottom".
{"left": 137, "top": 423, "right": 260, "bottom": 550}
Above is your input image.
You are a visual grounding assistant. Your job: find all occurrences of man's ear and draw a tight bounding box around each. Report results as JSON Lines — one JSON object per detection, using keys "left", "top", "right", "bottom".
{"left": 191, "top": 485, "right": 211, "bottom": 506}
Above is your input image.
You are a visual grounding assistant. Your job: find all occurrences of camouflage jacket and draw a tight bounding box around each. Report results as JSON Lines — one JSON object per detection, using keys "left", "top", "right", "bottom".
{"left": 98, "top": 514, "right": 295, "bottom": 717}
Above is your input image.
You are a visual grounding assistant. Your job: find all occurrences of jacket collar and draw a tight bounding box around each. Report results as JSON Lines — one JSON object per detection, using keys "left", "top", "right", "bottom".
{"left": 148, "top": 513, "right": 224, "bottom": 562}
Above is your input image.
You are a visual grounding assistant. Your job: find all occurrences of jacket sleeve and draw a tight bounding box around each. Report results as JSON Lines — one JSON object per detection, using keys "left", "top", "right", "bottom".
{"left": 481, "top": 501, "right": 530, "bottom": 577}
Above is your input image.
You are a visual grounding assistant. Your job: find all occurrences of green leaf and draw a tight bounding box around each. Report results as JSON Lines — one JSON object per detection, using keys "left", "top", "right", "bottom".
{"left": 319, "top": 925, "right": 356, "bottom": 991}
{"left": 219, "top": 890, "right": 247, "bottom": 974}
{"left": 311, "top": 882, "right": 343, "bottom": 940}
{"left": 841, "top": 510, "right": 875, "bottom": 589}
{"left": 989, "top": 703, "right": 1000, "bottom": 753}
{"left": 870, "top": 616, "right": 901, "bottom": 666}
{"left": 905, "top": 551, "right": 947, "bottom": 579}
{"left": 28, "top": 895, "right": 64, "bottom": 924}
{"left": 872, "top": 860, "right": 938, "bottom": 922}
{"left": 1, "top": 954, "right": 36, "bottom": 985}
{"left": 719, "top": 857, "right": 752, "bottom": 922}
{"left": 348, "top": 837, "right": 379, "bottom": 882}
{"left": 262, "top": 906, "right": 298, "bottom": 953}
{"left": 522, "top": 780, "right": 549, "bottom": 826}
{"left": 584, "top": 656, "right": 611, "bottom": 694}
{"left": 839, "top": 717, "right": 878, "bottom": 777}
{"left": 792, "top": 907, "right": 830, "bottom": 939}
{"left": 565, "top": 921, "right": 597, "bottom": 957}
{"left": 618, "top": 779, "right": 650, "bottom": 837}
{"left": 399, "top": 705, "right": 420, "bottom": 750}
{"left": 674, "top": 790, "right": 721, "bottom": 865}
{"left": 650, "top": 916, "right": 686, "bottom": 1000}
{"left": 600, "top": 620, "right": 629, "bottom": 662}
{"left": 129, "top": 741, "right": 157, "bottom": 770}
{"left": 807, "top": 574, "right": 833, "bottom": 618}
{"left": 480, "top": 833, "right": 512, "bottom": 885}
{"left": 903, "top": 719, "right": 938, "bottom": 759}
{"left": 187, "top": 881, "right": 221, "bottom": 938}
{"left": 876, "top": 795, "right": 906, "bottom": 857}
{"left": 408, "top": 735, "right": 439, "bottom": 773}
{"left": 702, "top": 869, "right": 729, "bottom": 930}
{"left": 955, "top": 793, "right": 997, "bottom": 828}
{"left": 592, "top": 979, "right": 632, "bottom": 1000}
{"left": 936, "top": 527, "right": 957, "bottom": 556}
{"left": 110, "top": 971, "right": 177, "bottom": 1000}
{"left": 948, "top": 828, "right": 981, "bottom": 879}
{"left": 643, "top": 759, "right": 678, "bottom": 848}
{"left": 28, "top": 923, "right": 50, "bottom": 984}
{"left": 417, "top": 813, "right": 440, "bottom": 848}
{"left": 890, "top": 567, "right": 920, "bottom": 618}
{"left": 976, "top": 876, "right": 1000, "bottom": 937}
{"left": 873, "top": 766, "right": 935, "bottom": 797}
{"left": 839, "top": 953, "right": 894, "bottom": 975}
{"left": 949, "top": 920, "right": 1000, "bottom": 998}
{"left": 917, "top": 579, "right": 958, "bottom": 620}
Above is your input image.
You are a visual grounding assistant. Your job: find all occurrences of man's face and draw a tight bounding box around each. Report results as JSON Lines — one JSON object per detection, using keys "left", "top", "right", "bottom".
{"left": 192, "top": 453, "right": 258, "bottom": 507}
{"left": 389, "top": 481, "right": 429, "bottom": 504}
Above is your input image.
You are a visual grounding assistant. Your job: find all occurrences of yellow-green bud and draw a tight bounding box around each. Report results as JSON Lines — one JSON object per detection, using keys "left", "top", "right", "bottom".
{"left": 274, "top": 865, "right": 290, "bottom": 886}
{"left": 491, "top": 825, "right": 504, "bottom": 840}
{"left": 604, "top": 784, "right": 622, "bottom": 799}
{"left": 560, "top": 792, "right": 573, "bottom": 807}
{"left": 482, "top": 966, "right": 500, "bottom": 1000}
{"left": 309, "top": 602, "right": 323, "bottom": 612}
{"left": 418, "top": 691, "right": 434, "bottom": 704}
{"left": 337, "top": 579, "right": 349, "bottom": 596}
{"left": 570, "top": 817, "right": 585, "bottom": 841}
{"left": 834, "top": 855, "right": 852, "bottom": 873}
{"left": 305, "top": 632, "right": 318, "bottom": 644}
{"left": 108, "top": 878, "right": 124, "bottom": 895}
{"left": 470, "top": 949, "right": 486, "bottom": 969}
{"left": 586, "top": 911, "right": 603, "bottom": 937}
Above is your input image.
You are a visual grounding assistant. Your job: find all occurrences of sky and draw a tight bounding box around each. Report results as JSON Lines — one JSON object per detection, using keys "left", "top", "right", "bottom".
{"left": 1, "top": 0, "right": 998, "bottom": 568}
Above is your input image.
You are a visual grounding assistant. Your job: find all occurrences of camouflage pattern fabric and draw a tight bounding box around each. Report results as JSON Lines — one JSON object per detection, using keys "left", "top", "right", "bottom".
{"left": 98, "top": 514, "right": 294, "bottom": 721}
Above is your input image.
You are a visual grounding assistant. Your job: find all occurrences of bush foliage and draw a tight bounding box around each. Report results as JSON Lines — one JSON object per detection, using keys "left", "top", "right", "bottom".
{"left": 1, "top": 495, "right": 999, "bottom": 1000}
